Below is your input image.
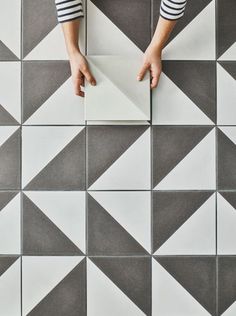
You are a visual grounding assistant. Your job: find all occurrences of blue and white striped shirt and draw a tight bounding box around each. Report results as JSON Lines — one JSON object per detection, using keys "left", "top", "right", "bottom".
{"left": 54, "top": 0, "right": 187, "bottom": 23}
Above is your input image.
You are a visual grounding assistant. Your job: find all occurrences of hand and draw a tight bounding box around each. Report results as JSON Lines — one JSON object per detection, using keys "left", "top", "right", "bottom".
{"left": 69, "top": 50, "right": 96, "bottom": 97}
{"left": 137, "top": 44, "right": 162, "bottom": 89}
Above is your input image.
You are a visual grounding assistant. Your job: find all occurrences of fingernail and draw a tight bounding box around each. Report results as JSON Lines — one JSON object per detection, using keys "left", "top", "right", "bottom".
{"left": 92, "top": 81, "right": 96, "bottom": 86}
{"left": 137, "top": 76, "right": 141, "bottom": 81}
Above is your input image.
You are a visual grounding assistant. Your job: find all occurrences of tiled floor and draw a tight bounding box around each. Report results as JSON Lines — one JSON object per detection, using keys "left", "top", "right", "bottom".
{"left": 0, "top": 0, "right": 236, "bottom": 315}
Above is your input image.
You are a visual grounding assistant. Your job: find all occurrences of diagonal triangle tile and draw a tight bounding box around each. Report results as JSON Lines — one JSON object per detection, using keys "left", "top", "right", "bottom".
{"left": 218, "top": 256, "right": 236, "bottom": 316}
{"left": 85, "top": 56, "right": 150, "bottom": 121}
{"left": 26, "top": 259, "right": 86, "bottom": 316}
{"left": 22, "top": 0, "right": 58, "bottom": 58}
{"left": 90, "top": 256, "right": 151, "bottom": 315}
{"left": 90, "top": 0, "right": 151, "bottom": 52}
{"left": 153, "top": 191, "right": 214, "bottom": 253}
{"left": 218, "top": 42, "right": 236, "bottom": 61}
{"left": 23, "top": 194, "right": 84, "bottom": 255}
{"left": 217, "top": 192, "right": 236, "bottom": 254}
{"left": 22, "top": 126, "right": 85, "bottom": 190}
{"left": 0, "top": 192, "right": 21, "bottom": 254}
{"left": 217, "top": 0, "right": 236, "bottom": 59}
{"left": 89, "top": 128, "right": 150, "bottom": 190}
{"left": 161, "top": 0, "right": 215, "bottom": 60}
{"left": 154, "top": 193, "right": 216, "bottom": 255}
{"left": 25, "top": 191, "right": 86, "bottom": 253}
{"left": 152, "top": 258, "right": 212, "bottom": 316}
{"left": 0, "top": 257, "right": 21, "bottom": 316}
{"left": 22, "top": 61, "right": 71, "bottom": 123}
{"left": 0, "top": 127, "right": 21, "bottom": 190}
{"left": 161, "top": 61, "right": 216, "bottom": 123}
{"left": 89, "top": 191, "right": 151, "bottom": 252}
{"left": 152, "top": 126, "right": 214, "bottom": 188}
{"left": 154, "top": 256, "right": 216, "bottom": 316}
{"left": 152, "top": 72, "right": 214, "bottom": 125}
{"left": 88, "top": 194, "right": 149, "bottom": 255}
{"left": 87, "top": 125, "right": 149, "bottom": 188}
{"left": 22, "top": 256, "right": 83, "bottom": 315}
{"left": 217, "top": 62, "right": 236, "bottom": 125}
{"left": 218, "top": 127, "right": 236, "bottom": 190}
{"left": 0, "top": 40, "right": 19, "bottom": 61}
{"left": 87, "top": 258, "right": 146, "bottom": 316}
{"left": 87, "top": 0, "right": 142, "bottom": 55}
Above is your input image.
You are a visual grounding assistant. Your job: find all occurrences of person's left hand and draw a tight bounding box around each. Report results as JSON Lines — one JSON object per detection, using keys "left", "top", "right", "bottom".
{"left": 137, "top": 44, "right": 162, "bottom": 89}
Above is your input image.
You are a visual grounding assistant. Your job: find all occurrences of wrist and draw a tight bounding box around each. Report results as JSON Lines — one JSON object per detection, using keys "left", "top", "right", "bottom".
{"left": 67, "top": 45, "right": 81, "bottom": 58}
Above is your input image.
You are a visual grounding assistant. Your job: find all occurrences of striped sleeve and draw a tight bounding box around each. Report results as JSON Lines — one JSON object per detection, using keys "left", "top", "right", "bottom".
{"left": 160, "top": 0, "right": 187, "bottom": 20}
{"left": 55, "top": 0, "right": 84, "bottom": 23}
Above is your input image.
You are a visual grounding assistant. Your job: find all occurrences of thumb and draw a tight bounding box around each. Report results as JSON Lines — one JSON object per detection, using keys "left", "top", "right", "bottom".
{"left": 137, "top": 62, "right": 149, "bottom": 81}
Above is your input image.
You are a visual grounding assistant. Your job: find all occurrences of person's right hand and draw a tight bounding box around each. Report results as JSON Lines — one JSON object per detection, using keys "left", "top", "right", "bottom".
{"left": 69, "top": 50, "right": 96, "bottom": 97}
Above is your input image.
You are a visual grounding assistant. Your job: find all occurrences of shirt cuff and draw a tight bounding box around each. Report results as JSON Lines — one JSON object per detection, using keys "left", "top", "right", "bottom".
{"left": 159, "top": 0, "right": 187, "bottom": 20}
{"left": 55, "top": 0, "right": 84, "bottom": 23}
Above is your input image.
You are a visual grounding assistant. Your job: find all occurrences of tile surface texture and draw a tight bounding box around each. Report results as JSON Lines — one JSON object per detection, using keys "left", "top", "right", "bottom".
{"left": 0, "top": 0, "right": 235, "bottom": 315}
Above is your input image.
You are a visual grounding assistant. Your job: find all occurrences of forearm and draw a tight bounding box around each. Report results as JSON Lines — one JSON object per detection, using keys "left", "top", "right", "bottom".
{"left": 61, "top": 20, "right": 81, "bottom": 57}
{"left": 150, "top": 17, "right": 177, "bottom": 51}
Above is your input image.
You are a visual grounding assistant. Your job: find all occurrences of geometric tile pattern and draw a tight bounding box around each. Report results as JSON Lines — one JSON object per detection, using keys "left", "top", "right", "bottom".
{"left": 0, "top": 0, "right": 235, "bottom": 315}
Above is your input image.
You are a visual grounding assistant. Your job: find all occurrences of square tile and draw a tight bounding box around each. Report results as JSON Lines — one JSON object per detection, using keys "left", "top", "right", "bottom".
{"left": 87, "top": 191, "right": 151, "bottom": 255}
{"left": 152, "top": 191, "right": 216, "bottom": 255}
{"left": 87, "top": 0, "right": 150, "bottom": 55}
{"left": 87, "top": 125, "right": 151, "bottom": 190}
{"left": 0, "top": 126, "right": 21, "bottom": 190}
{"left": 152, "top": 126, "right": 216, "bottom": 190}
{"left": 22, "top": 126, "right": 86, "bottom": 190}
{"left": 22, "top": 256, "right": 86, "bottom": 315}
{"left": 85, "top": 56, "right": 150, "bottom": 122}
{"left": 22, "top": 61, "right": 84, "bottom": 125}
{"left": 22, "top": 191, "right": 86, "bottom": 255}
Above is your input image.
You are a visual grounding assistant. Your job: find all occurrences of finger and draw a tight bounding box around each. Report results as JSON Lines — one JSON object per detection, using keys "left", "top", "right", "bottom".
{"left": 79, "top": 90, "right": 84, "bottom": 97}
{"left": 73, "top": 78, "right": 82, "bottom": 96}
{"left": 151, "top": 67, "right": 161, "bottom": 89}
{"left": 137, "top": 63, "right": 149, "bottom": 81}
{"left": 83, "top": 67, "right": 96, "bottom": 86}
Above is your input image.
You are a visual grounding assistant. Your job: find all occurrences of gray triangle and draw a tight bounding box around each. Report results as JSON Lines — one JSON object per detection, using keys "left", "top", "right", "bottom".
{"left": 218, "top": 61, "right": 236, "bottom": 81}
{"left": 0, "top": 104, "right": 19, "bottom": 125}
{"left": 0, "top": 257, "right": 19, "bottom": 277}
{"left": 0, "top": 128, "right": 21, "bottom": 190}
{"left": 152, "top": 126, "right": 213, "bottom": 188}
{"left": 218, "top": 128, "right": 236, "bottom": 190}
{"left": 155, "top": 256, "right": 216, "bottom": 316}
{"left": 27, "top": 259, "right": 86, "bottom": 316}
{"left": 219, "top": 191, "right": 236, "bottom": 210}
{"left": 23, "top": 194, "right": 84, "bottom": 255}
{"left": 23, "top": 0, "right": 58, "bottom": 58}
{"left": 153, "top": 191, "right": 214, "bottom": 251}
{"left": 162, "top": 61, "right": 216, "bottom": 122}
{"left": 218, "top": 256, "right": 236, "bottom": 315}
{"left": 91, "top": 256, "right": 151, "bottom": 316}
{"left": 0, "top": 191, "right": 18, "bottom": 212}
{"left": 87, "top": 125, "right": 149, "bottom": 187}
{"left": 24, "top": 128, "right": 85, "bottom": 190}
{"left": 22, "top": 61, "right": 71, "bottom": 122}
{"left": 88, "top": 194, "right": 148, "bottom": 255}
{"left": 0, "top": 40, "right": 19, "bottom": 60}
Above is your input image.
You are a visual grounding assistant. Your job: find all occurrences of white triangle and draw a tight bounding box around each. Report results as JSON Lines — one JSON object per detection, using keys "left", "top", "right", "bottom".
{"left": 152, "top": 72, "right": 214, "bottom": 125}
{"left": 152, "top": 258, "right": 210, "bottom": 316}
{"left": 217, "top": 193, "right": 236, "bottom": 254}
{"left": 24, "top": 21, "right": 85, "bottom": 60}
{"left": 25, "top": 191, "right": 86, "bottom": 253}
{"left": 0, "top": 62, "right": 21, "bottom": 122}
{"left": 0, "top": 126, "right": 19, "bottom": 147}
{"left": 0, "top": 258, "right": 21, "bottom": 316}
{"left": 219, "top": 127, "right": 236, "bottom": 145}
{"left": 154, "top": 129, "right": 216, "bottom": 190}
{"left": 218, "top": 42, "right": 236, "bottom": 60}
{"left": 89, "top": 191, "right": 151, "bottom": 252}
{"left": 22, "top": 256, "right": 83, "bottom": 315}
{"left": 217, "top": 64, "right": 236, "bottom": 125}
{"left": 87, "top": 0, "right": 142, "bottom": 56}
{"left": 87, "top": 259, "right": 145, "bottom": 316}
{"left": 0, "top": 0, "right": 21, "bottom": 58}
{"left": 85, "top": 61, "right": 149, "bottom": 121}
{"left": 24, "top": 77, "right": 84, "bottom": 125}
{"left": 88, "top": 128, "right": 151, "bottom": 190}
{"left": 22, "top": 126, "right": 84, "bottom": 187}
{"left": 154, "top": 194, "right": 216, "bottom": 255}
{"left": 222, "top": 301, "right": 236, "bottom": 316}
{"left": 162, "top": 0, "right": 215, "bottom": 60}
{"left": 0, "top": 193, "right": 20, "bottom": 254}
